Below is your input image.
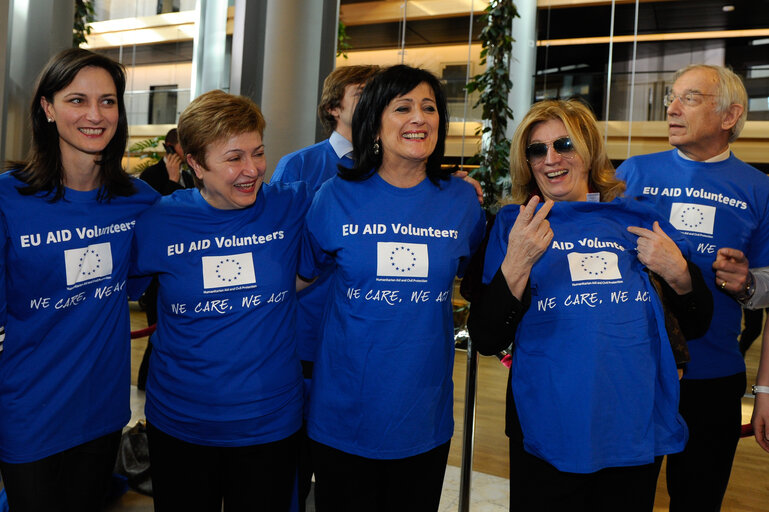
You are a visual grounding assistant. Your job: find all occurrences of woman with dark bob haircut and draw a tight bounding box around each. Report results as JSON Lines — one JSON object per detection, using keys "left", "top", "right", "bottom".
{"left": 0, "top": 48, "right": 157, "bottom": 511}
{"left": 298, "top": 64, "right": 485, "bottom": 510}
{"left": 468, "top": 99, "right": 712, "bottom": 511}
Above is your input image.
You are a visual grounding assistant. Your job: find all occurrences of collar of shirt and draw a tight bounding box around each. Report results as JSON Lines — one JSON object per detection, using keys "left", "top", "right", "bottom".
{"left": 677, "top": 147, "right": 731, "bottom": 163}
{"left": 329, "top": 130, "right": 353, "bottom": 160}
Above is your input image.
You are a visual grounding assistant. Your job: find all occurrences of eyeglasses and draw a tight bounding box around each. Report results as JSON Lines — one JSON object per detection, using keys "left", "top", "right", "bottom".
{"left": 663, "top": 91, "right": 717, "bottom": 108}
{"left": 525, "top": 137, "right": 576, "bottom": 163}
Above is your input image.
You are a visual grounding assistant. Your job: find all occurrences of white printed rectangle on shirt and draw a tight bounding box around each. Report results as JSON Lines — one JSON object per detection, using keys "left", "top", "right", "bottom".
{"left": 202, "top": 253, "right": 256, "bottom": 289}
{"left": 376, "top": 242, "right": 429, "bottom": 278}
{"left": 669, "top": 202, "right": 716, "bottom": 235}
{"left": 567, "top": 251, "right": 622, "bottom": 282}
{"left": 64, "top": 242, "right": 113, "bottom": 286}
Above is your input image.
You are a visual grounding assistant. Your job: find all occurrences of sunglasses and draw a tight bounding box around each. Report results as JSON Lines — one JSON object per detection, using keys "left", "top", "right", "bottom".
{"left": 525, "top": 137, "right": 576, "bottom": 162}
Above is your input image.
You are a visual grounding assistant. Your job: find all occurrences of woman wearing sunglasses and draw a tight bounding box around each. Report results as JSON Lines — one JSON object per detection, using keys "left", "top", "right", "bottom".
{"left": 468, "top": 99, "right": 712, "bottom": 511}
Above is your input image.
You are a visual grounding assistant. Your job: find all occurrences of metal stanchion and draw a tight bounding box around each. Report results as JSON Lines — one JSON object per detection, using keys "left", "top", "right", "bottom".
{"left": 458, "top": 338, "right": 478, "bottom": 512}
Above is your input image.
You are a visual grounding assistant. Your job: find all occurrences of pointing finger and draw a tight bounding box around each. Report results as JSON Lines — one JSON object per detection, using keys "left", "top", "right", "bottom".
{"left": 652, "top": 221, "right": 673, "bottom": 241}
{"left": 626, "top": 225, "right": 653, "bottom": 238}
{"left": 514, "top": 196, "right": 541, "bottom": 227}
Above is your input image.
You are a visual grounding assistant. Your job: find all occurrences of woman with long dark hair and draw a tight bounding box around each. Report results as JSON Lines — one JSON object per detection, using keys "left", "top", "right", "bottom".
{"left": 0, "top": 48, "right": 157, "bottom": 511}
{"left": 299, "top": 65, "right": 485, "bottom": 511}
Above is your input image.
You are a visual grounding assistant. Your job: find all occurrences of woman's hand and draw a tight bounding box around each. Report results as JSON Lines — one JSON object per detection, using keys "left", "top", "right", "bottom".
{"left": 753, "top": 394, "right": 769, "bottom": 453}
{"left": 452, "top": 170, "right": 483, "bottom": 204}
{"left": 753, "top": 314, "right": 769, "bottom": 453}
{"left": 500, "top": 196, "right": 554, "bottom": 299}
{"left": 627, "top": 221, "right": 692, "bottom": 294}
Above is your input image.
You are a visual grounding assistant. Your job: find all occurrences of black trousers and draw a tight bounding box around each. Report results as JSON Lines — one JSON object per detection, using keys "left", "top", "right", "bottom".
{"left": 506, "top": 370, "right": 661, "bottom": 512}
{"left": 311, "top": 439, "right": 450, "bottom": 512}
{"left": 147, "top": 423, "right": 299, "bottom": 512}
{"left": 0, "top": 430, "right": 121, "bottom": 512}
{"left": 513, "top": 448, "right": 662, "bottom": 512}
{"left": 667, "top": 372, "right": 746, "bottom": 512}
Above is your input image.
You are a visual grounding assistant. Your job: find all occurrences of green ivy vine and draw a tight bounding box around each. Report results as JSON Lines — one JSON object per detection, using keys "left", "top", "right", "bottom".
{"left": 73, "top": 0, "right": 95, "bottom": 47}
{"left": 465, "top": 0, "right": 519, "bottom": 208}
{"left": 338, "top": 20, "right": 351, "bottom": 59}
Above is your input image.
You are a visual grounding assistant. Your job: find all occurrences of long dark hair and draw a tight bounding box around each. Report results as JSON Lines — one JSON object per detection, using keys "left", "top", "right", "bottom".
{"left": 12, "top": 48, "right": 134, "bottom": 201}
{"left": 339, "top": 64, "right": 450, "bottom": 185}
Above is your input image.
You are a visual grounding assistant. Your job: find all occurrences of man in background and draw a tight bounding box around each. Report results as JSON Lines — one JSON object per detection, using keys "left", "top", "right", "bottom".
{"left": 617, "top": 64, "right": 769, "bottom": 510}
{"left": 271, "top": 64, "right": 380, "bottom": 510}
{"left": 140, "top": 128, "right": 195, "bottom": 194}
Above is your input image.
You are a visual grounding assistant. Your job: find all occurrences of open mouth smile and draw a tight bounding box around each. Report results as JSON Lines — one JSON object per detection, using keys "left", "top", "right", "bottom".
{"left": 79, "top": 128, "right": 105, "bottom": 136}
{"left": 234, "top": 181, "right": 256, "bottom": 192}
{"left": 546, "top": 169, "right": 568, "bottom": 179}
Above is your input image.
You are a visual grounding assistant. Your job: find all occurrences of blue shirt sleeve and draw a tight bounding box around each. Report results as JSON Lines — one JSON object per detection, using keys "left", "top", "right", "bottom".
{"left": 272, "top": 154, "right": 301, "bottom": 184}
{"left": 482, "top": 207, "right": 515, "bottom": 285}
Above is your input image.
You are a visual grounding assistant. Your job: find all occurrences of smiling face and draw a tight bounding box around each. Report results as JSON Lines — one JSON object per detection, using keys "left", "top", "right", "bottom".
{"left": 41, "top": 66, "right": 118, "bottom": 163}
{"left": 528, "top": 118, "right": 589, "bottom": 202}
{"left": 189, "top": 131, "right": 266, "bottom": 210}
{"left": 667, "top": 67, "right": 732, "bottom": 161}
{"left": 377, "top": 81, "right": 439, "bottom": 172}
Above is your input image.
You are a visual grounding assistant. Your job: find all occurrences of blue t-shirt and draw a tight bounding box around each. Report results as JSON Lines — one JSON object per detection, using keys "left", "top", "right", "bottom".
{"left": 300, "top": 174, "right": 485, "bottom": 459}
{"left": 483, "top": 199, "right": 689, "bottom": 473}
{"left": 272, "top": 138, "right": 347, "bottom": 362}
{"left": 617, "top": 150, "right": 769, "bottom": 379}
{"left": 0, "top": 173, "right": 158, "bottom": 463}
{"left": 132, "top": 183, "right": 310, "bottom": 446}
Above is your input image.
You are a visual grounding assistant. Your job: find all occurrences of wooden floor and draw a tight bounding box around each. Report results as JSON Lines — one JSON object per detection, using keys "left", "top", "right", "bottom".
{"left": 448, "top": 338, "right": 769, "bottom": 511}
{"left": 129, "top": 304, "right": 769, "bottom": 511}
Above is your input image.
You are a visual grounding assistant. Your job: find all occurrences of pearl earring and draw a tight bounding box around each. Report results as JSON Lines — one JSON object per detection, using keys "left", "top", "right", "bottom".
{"left": 373, "top": 140, "right": 380, "bottom": 155}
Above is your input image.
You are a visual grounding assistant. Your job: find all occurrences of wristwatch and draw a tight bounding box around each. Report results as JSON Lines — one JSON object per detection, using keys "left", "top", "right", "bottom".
{"left": 736, "top": 271, "right": 756, "bottom": 305}
{"left": 752, "top": 385, "right": 769, "bottom": 396}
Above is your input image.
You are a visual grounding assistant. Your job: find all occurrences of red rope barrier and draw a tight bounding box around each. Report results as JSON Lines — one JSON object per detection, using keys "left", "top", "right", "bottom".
{"left": 130, "top": 324, "right": 156, "bottom": 339}
{"left": 740, "top": 423, "right": 754, "bottom": 438}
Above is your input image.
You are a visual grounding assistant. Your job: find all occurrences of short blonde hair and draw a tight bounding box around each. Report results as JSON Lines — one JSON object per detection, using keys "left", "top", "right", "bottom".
{"left": 673, "top": 64, "right": 748, "bottom": 142}
{"left": 178, "top": 90, "right": 266, "bottom": 188}
{"left": 509, "top": 99, "right": 625, "bottom": 205}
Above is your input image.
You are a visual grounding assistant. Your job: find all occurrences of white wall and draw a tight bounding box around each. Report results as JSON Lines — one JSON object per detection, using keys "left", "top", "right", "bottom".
{"left": 125, "top": 62, "right": 192, "bottom": 125}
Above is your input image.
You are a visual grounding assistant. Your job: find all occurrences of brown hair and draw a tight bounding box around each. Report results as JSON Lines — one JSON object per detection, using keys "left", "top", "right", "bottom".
{"left": 317, "top": 65, "right": 380, "bottom": 135}
{"left": 509, "top": 99, "right": 625, "bottom": 205}
{"left": 177, "top": 90, "right": 265, "bottom": 189}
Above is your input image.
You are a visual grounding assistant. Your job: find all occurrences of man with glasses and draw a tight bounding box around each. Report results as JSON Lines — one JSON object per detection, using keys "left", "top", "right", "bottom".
{"left": 617, "top": 64, "right": 769, "bottom": 510}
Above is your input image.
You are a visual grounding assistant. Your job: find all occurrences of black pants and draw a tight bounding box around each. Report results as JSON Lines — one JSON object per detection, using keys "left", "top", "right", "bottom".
{"left": 0, "top": 430, "right": 121, "bottom": 512}
{"left": 506, "top": 370, "right": 661, "bottom": 512}
{"left": 513, "top": 448, "right": 662, "bottom": 512}
{"left": 667, "top": 372, "right": 746, "bottom": 512}
{"left": 137, "top": 277, "right": 159, "bottom": 390}
{"left": 311, "top": 439, "right": 450, "bottom": 512}
{"left": 739, "top": 308, "right": 765, "bottom": 355}
{"left": 147, "top": 423, "right": 299, "bottom": 512}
